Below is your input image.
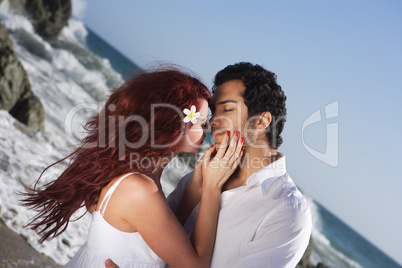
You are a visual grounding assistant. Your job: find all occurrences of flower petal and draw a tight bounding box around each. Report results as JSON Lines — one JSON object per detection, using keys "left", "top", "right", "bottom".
{"left": 191, "top": 117, "right": 198, "bottom": 124}
{"left": 183, "top": 116, "right": 191, "bottom": 122}
{"left": 190, "top": 105, "right": 196, "bottom": 113}
{"left": 194, "top": 112, "right": 200, "bottom": 118}
{"left": 183, "top": 108, "right": 191, "bottom": 115}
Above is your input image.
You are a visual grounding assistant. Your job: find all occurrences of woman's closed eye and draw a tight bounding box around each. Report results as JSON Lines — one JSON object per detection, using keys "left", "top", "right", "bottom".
{"left": 202, "top": 122, "right": 210, "bottom": 130}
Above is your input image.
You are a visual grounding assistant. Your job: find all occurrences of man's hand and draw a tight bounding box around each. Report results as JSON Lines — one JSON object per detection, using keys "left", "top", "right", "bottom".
{"left": 105, "top": 259, "right": 119, "bottom": 268}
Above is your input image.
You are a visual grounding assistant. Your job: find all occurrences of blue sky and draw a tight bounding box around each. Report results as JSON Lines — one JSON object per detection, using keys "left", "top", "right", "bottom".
{"left": 78, "top": 0, "right": 402, "bottom": 264}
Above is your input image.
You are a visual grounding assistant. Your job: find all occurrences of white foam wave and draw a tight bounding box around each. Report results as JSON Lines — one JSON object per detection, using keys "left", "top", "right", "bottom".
{"left": 57, "top": 18, "right": 124, "bottom": 92}
{"left": 59, "top": 18, "right": 88, "bottom": 45}
{"left": 0, "top": 2, "right": 126, "bottom": 264}
{"left": 0, "top": 3, "right": 32, "bottom": 32}
{"left": 0, "top": 1, "right": 53, "bottom": 59}
{"left": 0, "top": 111, "right": 91, "bottom": 264}
{"left": 310, "top": 229, "right": 363, "bottom": 268}
{"left": 51, "top": 48, "right": 110, "bottom": 96}
{"left": 304, "top": 196, "right": 363, "bottom": 268}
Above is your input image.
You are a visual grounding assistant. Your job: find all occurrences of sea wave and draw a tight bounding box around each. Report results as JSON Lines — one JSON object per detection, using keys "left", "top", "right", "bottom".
{"left": 304, "top": 195, "right": 363, "bottom": 268}
{"left": 0, "top": 1, "right": 125, "bottom": 264}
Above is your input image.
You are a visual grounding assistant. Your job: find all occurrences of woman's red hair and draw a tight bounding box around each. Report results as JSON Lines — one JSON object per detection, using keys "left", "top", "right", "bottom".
{"left": 21, "top": 68, "right": 211, "bottom": 243}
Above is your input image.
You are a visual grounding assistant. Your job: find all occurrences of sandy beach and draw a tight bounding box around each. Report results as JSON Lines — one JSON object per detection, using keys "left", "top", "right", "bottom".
{"left": 0, "top": 220, "right": 61, "bottom": 268}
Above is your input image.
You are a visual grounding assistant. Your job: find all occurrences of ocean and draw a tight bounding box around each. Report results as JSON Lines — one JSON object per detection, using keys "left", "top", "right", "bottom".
{"left": 0, "top": 2, "right": 400, "bottom": 267}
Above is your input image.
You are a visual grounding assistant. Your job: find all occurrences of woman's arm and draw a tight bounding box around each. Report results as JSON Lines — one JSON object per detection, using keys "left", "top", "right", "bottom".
{"left": 174, "top": 161, "right": 203, "bottom": 225}
{"left": 120, "top": 133, "right": 243, "bottom": 268}
{"left": 189, "top": 133, "right": 244, "bottom": 261}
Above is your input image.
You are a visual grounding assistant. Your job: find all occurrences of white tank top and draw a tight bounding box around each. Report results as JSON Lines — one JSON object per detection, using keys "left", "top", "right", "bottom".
{"left": 64, "top": 173, "right": 166, "bottom": 268}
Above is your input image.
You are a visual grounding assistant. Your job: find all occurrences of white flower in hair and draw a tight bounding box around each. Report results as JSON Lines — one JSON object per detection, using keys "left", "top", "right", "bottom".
{"left": 183, "top": 105, "right": 200, "bottom": 124}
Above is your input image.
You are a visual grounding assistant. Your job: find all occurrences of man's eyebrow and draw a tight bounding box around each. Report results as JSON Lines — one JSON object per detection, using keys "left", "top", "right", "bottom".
{"left": 216, "top": 100, "right": 238, "bottom": 105}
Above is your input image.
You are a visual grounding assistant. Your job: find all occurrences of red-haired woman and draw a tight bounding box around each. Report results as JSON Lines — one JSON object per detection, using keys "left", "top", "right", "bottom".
{"left": 22, "top": 68, "right": 244, "bottom": 268}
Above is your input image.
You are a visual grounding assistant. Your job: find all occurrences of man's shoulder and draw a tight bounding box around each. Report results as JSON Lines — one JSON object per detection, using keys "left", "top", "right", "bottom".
{"left": 281, "top": 175, "right": 311, "bottom": 221}
{"left": 166, "top": 171, "right": 194, "bottom": 210}
{"left": 266, "top": 173, "right": 311, "bottom": 215}
{"left": 258, "top": 175, "right": 312, "bottom": 233}
{"left": 178, "top": 170, "right": 194, "bottom": 187}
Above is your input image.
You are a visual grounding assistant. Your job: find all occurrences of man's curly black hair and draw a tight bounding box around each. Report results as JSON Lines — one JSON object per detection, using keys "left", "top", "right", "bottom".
{"left": 212, "top": 62, "right": 287, "bottom": 149}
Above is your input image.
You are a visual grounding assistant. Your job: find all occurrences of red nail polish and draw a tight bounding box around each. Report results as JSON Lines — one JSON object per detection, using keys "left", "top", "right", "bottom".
{"left": 211, "top": 143, "right": 215, "bottom": 148}
{"left": 235, "top": 131, "right": 239, "bottom": 137}
{"left": 241, "top": 146, "right": 245, "bottom": 152}
{"left": 226, "top": 131, "right": 230, "bottom": 136}
{"left": 240, "top": 137, "right": 245, "bottom": 143}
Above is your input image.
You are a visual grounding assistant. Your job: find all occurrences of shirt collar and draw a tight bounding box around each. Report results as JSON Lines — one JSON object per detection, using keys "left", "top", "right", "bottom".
{"left": 245, "top": 155, "right": 287, "bottom": 194}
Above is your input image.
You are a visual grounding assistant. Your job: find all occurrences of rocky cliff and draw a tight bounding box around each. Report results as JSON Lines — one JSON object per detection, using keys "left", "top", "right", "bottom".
{"left": 0, "top": 0, "right": 71, "bottom": 132}
{"left": 0, "top": 23, "right": 44, "bottom": 132}
{"left": 6, "top": 0, "right": 72, "bottom": 38}
{"left": 25, "top": 0, "right": 72, "bottom": 38}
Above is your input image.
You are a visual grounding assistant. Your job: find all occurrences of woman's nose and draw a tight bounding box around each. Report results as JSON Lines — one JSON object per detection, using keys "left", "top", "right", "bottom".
{"left": 203, "top": 122, "right": 211, "bottom": 132}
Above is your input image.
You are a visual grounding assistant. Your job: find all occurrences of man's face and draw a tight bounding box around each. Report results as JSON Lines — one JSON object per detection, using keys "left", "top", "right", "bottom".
{"left": 210, "top": 80, "right": 250, "bottom": 145}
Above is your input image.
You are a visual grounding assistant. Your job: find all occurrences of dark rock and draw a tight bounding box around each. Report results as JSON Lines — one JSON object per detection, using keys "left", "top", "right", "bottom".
{"left": 297, "top": 236, "right": 313, "bottom": 268}
{"left": 6, "top": 0, "right": 72, "bottom": 38}
{"left": 0, "top": 24, "right": 44, "bottom": 132}
{"left": 297, "top": 236, "right": 329, "bottom": 268}
{"left": 0, "top": 24, "right": 29, "bottom": 110}
{"left": 24, "top": 0, "right": 72, "bottom": 38}
{"left": 9, "top": 95, "right": 44, "bottom": 132}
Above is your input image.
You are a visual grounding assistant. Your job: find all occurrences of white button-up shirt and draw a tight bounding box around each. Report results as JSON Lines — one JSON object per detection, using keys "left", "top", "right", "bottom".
{"left": 167, "top": 156, "right": 312, "bottom": 268}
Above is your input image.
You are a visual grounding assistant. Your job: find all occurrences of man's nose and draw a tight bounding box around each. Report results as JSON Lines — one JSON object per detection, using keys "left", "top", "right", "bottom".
{"left": 210, "top": 115, "right": 218, "bottom": 127}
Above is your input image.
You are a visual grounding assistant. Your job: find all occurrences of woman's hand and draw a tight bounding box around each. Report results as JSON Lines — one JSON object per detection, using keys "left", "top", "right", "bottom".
{"left": 105, "top": 259, "right": 119, "bottom": 268}
{"left": 201, "top": 131, "right": 244, "bottom": 190}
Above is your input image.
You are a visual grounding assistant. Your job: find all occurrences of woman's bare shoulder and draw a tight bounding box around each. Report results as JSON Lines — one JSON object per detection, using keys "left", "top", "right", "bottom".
{"left": 117, "top": 173, "right": 160, "bottom": 200}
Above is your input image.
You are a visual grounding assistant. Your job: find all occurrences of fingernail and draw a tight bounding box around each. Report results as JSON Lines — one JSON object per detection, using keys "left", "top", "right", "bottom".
{"left": 226, "top": 131, "right": 230, "bottom": 136}
{"left": 241, "top": 146, "right": 245, "bottom": 152}
{"left": 211, "top": 143, "right": 215, "bottom": 148}
{"left": 106, "top": 259, "right": 112, "bottom": 265}
{"left": 235, "top": 131, "right": 239, "bottom": 137}
{"left": 240, "top": 137, "right": 245, "bottom": 143}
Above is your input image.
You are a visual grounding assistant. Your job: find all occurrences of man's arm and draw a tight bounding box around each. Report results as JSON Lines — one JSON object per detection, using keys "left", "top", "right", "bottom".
{"left": 166, "top": 171, "right": 193, "bottom": 212}
{"left": 234, "top": 201, "right": 312, "bottom": 268}
{"left": 167, "top": 171, "right": 203, "bottom": 225}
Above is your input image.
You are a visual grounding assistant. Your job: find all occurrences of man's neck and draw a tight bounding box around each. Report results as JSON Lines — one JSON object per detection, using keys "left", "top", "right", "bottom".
{"left": 222, "top": 144, "right": 280, "bottom": 192}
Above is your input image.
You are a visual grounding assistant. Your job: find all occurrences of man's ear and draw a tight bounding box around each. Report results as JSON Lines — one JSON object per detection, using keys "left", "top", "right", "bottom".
{"left": 256, "top": 112, "right": 271, "bottom": 131}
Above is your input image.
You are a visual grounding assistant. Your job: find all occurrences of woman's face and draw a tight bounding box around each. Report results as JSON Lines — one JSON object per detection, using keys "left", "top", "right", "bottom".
{"left": 180, "top": 99, "right": 209, "bottom": 153}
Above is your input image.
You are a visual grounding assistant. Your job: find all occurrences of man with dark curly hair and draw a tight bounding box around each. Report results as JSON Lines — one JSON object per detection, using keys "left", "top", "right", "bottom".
{"left": 106, "top": 62, "right": 312, "bottom": 267}
{"left": 166, "top": 62, "right": 312, "bottom": 267}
